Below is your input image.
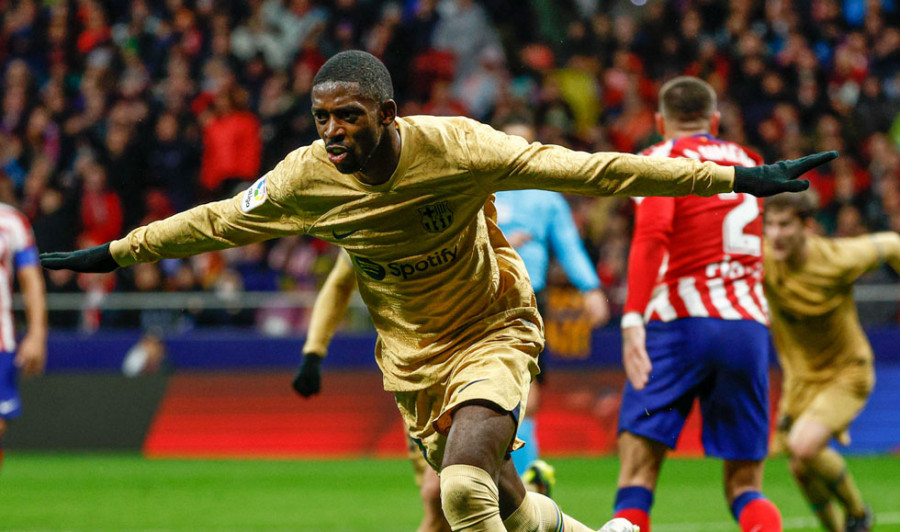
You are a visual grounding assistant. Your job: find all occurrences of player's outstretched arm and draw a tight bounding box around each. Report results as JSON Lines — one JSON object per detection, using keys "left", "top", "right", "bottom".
{"left": 467, "top": 119, "right": 837, "bottom": 199}
{"left": 40, "top": 243, "right": 120, "bottom": 273}
{"left": 733, "top": 151, "right": 838, "bottom": 197}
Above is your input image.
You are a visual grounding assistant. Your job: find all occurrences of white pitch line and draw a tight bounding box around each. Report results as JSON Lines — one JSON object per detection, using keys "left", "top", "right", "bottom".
{"left": 654, "top": 511, "right": 900, "bottom": 532}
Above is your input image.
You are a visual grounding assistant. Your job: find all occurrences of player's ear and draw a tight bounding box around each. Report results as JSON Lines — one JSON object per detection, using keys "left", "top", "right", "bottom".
{"left": 654, "top": 112, "right": 665, "bottom": 136}
{"left": 380, "top": 99, "right": 398, "bottom": 125}
{"left": 804, "top": 216, "right": 818, "bottom": 234}
{"left": 709, "top": 111, "right": 721, "bottom": 136}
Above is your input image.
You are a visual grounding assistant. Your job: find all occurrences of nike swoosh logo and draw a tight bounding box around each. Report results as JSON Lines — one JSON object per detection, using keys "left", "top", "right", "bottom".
{"left": 332, "top": 229, "right": 358, "bottom": 239}
{"left": 457, "top": 378, "right": 489, "bottom": 393}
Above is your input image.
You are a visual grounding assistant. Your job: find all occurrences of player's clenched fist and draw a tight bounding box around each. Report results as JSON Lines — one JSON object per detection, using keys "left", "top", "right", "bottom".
{"left": 292, "top": 353, "right": 323, "bottom": 398}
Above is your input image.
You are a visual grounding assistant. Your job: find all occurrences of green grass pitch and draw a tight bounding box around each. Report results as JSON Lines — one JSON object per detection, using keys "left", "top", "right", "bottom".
{"left": 1, "top": 454, "right": 898, "bottom": 531}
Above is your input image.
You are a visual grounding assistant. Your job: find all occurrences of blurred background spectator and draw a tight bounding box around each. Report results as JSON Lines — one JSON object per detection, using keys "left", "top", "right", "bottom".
{"left": 3, "top": 0, "right": 900, "bottom": 329}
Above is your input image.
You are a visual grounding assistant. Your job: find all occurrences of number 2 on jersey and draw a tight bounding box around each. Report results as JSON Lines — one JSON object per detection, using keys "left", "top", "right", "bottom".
{"left": 719, "top": 193, "right": 761, "bottom": 256}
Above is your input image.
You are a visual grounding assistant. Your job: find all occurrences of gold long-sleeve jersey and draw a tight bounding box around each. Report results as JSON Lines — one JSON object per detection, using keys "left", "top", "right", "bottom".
{"left": 111, "top": 115, "right": 734, "bottom": 391}
{"left": 764, "top": 232, "right": 900, "bottom": 381}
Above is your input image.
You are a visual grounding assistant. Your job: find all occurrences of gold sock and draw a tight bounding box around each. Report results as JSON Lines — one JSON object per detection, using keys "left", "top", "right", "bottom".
{"left": 810, "top": 448, "right": 866, "bottom": 516}
{"left": 440, "top": 464, "right": 505, "bottom": 531}
{"left": 793, "top": 462, "right": 842, "bottom": 532}
{"left": 503, "top": 492, "right": 595, "bottom": 532}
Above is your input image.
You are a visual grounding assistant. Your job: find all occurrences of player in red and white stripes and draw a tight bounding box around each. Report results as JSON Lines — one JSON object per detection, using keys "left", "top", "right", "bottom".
{"left": 0, "top": 202, "right": 47, "bottom": 473}
{"left": 613, "top": 76, "right": 782, "bottom": 532}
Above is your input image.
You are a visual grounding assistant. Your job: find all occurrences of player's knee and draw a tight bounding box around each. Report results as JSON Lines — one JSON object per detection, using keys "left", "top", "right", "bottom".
{"left": 440, "top": 464, "right": 499, "bottom": 528}
{"left": 787, "top": 436, "right": 822, "bottom": 462}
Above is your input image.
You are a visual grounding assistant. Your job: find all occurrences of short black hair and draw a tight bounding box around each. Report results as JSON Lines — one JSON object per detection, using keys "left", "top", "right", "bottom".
{"left": 765, "top": 189, "right": 819, "bottom": 220}
{"left": 312, "top": 50, "right": 394, "bottom": 102}
{"left": 659, "top": 76, "right": 716, "bottom": 123}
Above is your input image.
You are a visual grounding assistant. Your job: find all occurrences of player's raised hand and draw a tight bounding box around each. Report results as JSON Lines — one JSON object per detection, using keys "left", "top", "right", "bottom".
{"left": 733, "top": 151, "right": 838, "bottom": 197}
{"left": 40, "top": 243, "right": 119, "bottom": 273}
{"left": 621, "top": 323, "right": 652, "bottom": 390}
{"left": 292, "top": 353, "right": 322, "bottom": 398}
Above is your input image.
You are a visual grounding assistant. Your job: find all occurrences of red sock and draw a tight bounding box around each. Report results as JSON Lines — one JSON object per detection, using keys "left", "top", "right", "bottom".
{"left": 738, "top": 498, "right": 782, "bottom": 532}
{"left": 615, "top": 508, "right": 650, "bottom": 532}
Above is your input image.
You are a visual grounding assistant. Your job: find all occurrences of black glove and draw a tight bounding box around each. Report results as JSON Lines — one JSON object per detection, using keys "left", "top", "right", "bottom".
{"left": 40, "top": 243, "right": 119, "bottom": 273}
{"left": 733, "top": 151, "right": 838, "bottom": 197}
{"left": 292, "top": 353, "right": 322, "bottom": 398}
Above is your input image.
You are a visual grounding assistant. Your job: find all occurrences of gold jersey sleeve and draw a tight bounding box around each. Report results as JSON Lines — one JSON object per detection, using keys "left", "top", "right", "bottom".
{"left": 302, "top": 251, "right": 357, "bottom": 357}
{"left": 764, "top": 233, "right": 900, "bottom": 380}
{"left": 109, "top": 115, "right": 735, "bottom": 391}
{"left": 460, "top": 118, "right": 735, "bottom": 197}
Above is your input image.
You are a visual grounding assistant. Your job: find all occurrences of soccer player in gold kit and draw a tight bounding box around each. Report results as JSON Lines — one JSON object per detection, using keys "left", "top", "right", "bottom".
{"left": 43, "top": 50, "right": 831, "bottom": 532}
{"left": 764, "top": 191, "right": 895, "bottom": 532}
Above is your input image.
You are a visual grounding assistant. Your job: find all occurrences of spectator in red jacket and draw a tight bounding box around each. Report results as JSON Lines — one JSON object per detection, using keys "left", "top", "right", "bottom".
{"left": 78, "top": 161, "right": 122, "bottom": 245}
{"left": 199, "top": 85, "right": 262, "bottom": 199}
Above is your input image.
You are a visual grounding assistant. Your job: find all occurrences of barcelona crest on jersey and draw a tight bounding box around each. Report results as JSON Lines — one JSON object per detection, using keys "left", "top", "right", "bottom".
{"left": 418, "top": 201, "right": 453, "bottom": 233}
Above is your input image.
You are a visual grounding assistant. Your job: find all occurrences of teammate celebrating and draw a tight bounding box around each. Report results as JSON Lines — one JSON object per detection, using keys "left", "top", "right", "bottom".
{"left": 764, "top": 191, "right": 892, "bottom": 532}
{"left": 0, "top": 202, "right": 48, "bottom": 473}
{"left": 43, "top": 52, "right": 828, "bottom": 532}
{"left": 615, "top": 76, "right": 781, "bottom": 532}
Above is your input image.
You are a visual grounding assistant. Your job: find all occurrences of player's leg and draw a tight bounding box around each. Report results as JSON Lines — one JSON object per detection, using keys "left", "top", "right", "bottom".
{"left": 772, "top": 421, "right": 842, "bottom": 532}
{"left": 439, "top": 401, "right": 522, "bottom": 531}
{"left": 435, "top": 339, "right": 604, "bottom": 532}
{"left": 443, "top": 402, "right": 600, "bottom": 532}
{"left": 698, "top": 319, "right": 781, "bottom": 532}
{"left": 788, "top": 417, "right": 870, "bottom": 530}
{"left": 0, "top": 350, "right": 23, "bottom": 474}
{"left": 786, "top": 368, "right": 874, "bottom": 531}
{"left": 614, "top": 432, "right": 667, "bottom": 532}
{"left": 723, "top": 460, "right": 782, "bottom": 532}
{"left": 786, "top": 448, "right": 843, "bottom": 531}
{"left": 615, "top": 320, "right": 710, "bottom": 532}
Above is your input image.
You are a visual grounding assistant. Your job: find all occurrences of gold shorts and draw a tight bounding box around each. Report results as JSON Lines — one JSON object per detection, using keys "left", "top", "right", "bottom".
{"left": 772, "top": 360, "right": 874, "bottom": 452}
{"left": 394, "top": 331, "right": 539, "bottom": 471}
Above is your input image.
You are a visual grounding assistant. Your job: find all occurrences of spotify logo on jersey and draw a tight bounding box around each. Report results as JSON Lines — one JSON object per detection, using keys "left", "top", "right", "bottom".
{"left": 351, "top": 246, "right": 459, "bottom": 281}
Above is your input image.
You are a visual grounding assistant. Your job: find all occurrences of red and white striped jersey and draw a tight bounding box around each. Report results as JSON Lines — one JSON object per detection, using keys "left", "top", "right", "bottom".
{"left": 0, "top": 203, "right": 39, "bottom": 351}
{"left": 624, "top": 134, "right": 768, "bottom": 325}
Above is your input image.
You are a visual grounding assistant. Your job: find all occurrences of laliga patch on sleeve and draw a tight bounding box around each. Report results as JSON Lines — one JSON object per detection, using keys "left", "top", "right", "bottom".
{"left": 241, "top": 176, "right": 268, "bottom": 213}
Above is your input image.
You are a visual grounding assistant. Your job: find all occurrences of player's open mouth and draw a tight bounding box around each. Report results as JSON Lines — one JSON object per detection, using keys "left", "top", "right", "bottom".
{"left": 327, "top": 146, "right": 349, "bottom": 164}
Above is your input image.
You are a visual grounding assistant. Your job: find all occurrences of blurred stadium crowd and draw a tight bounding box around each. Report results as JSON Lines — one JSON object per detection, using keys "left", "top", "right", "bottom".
{"left": 3, "top": 0, "right": 900, "bottom": 330}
